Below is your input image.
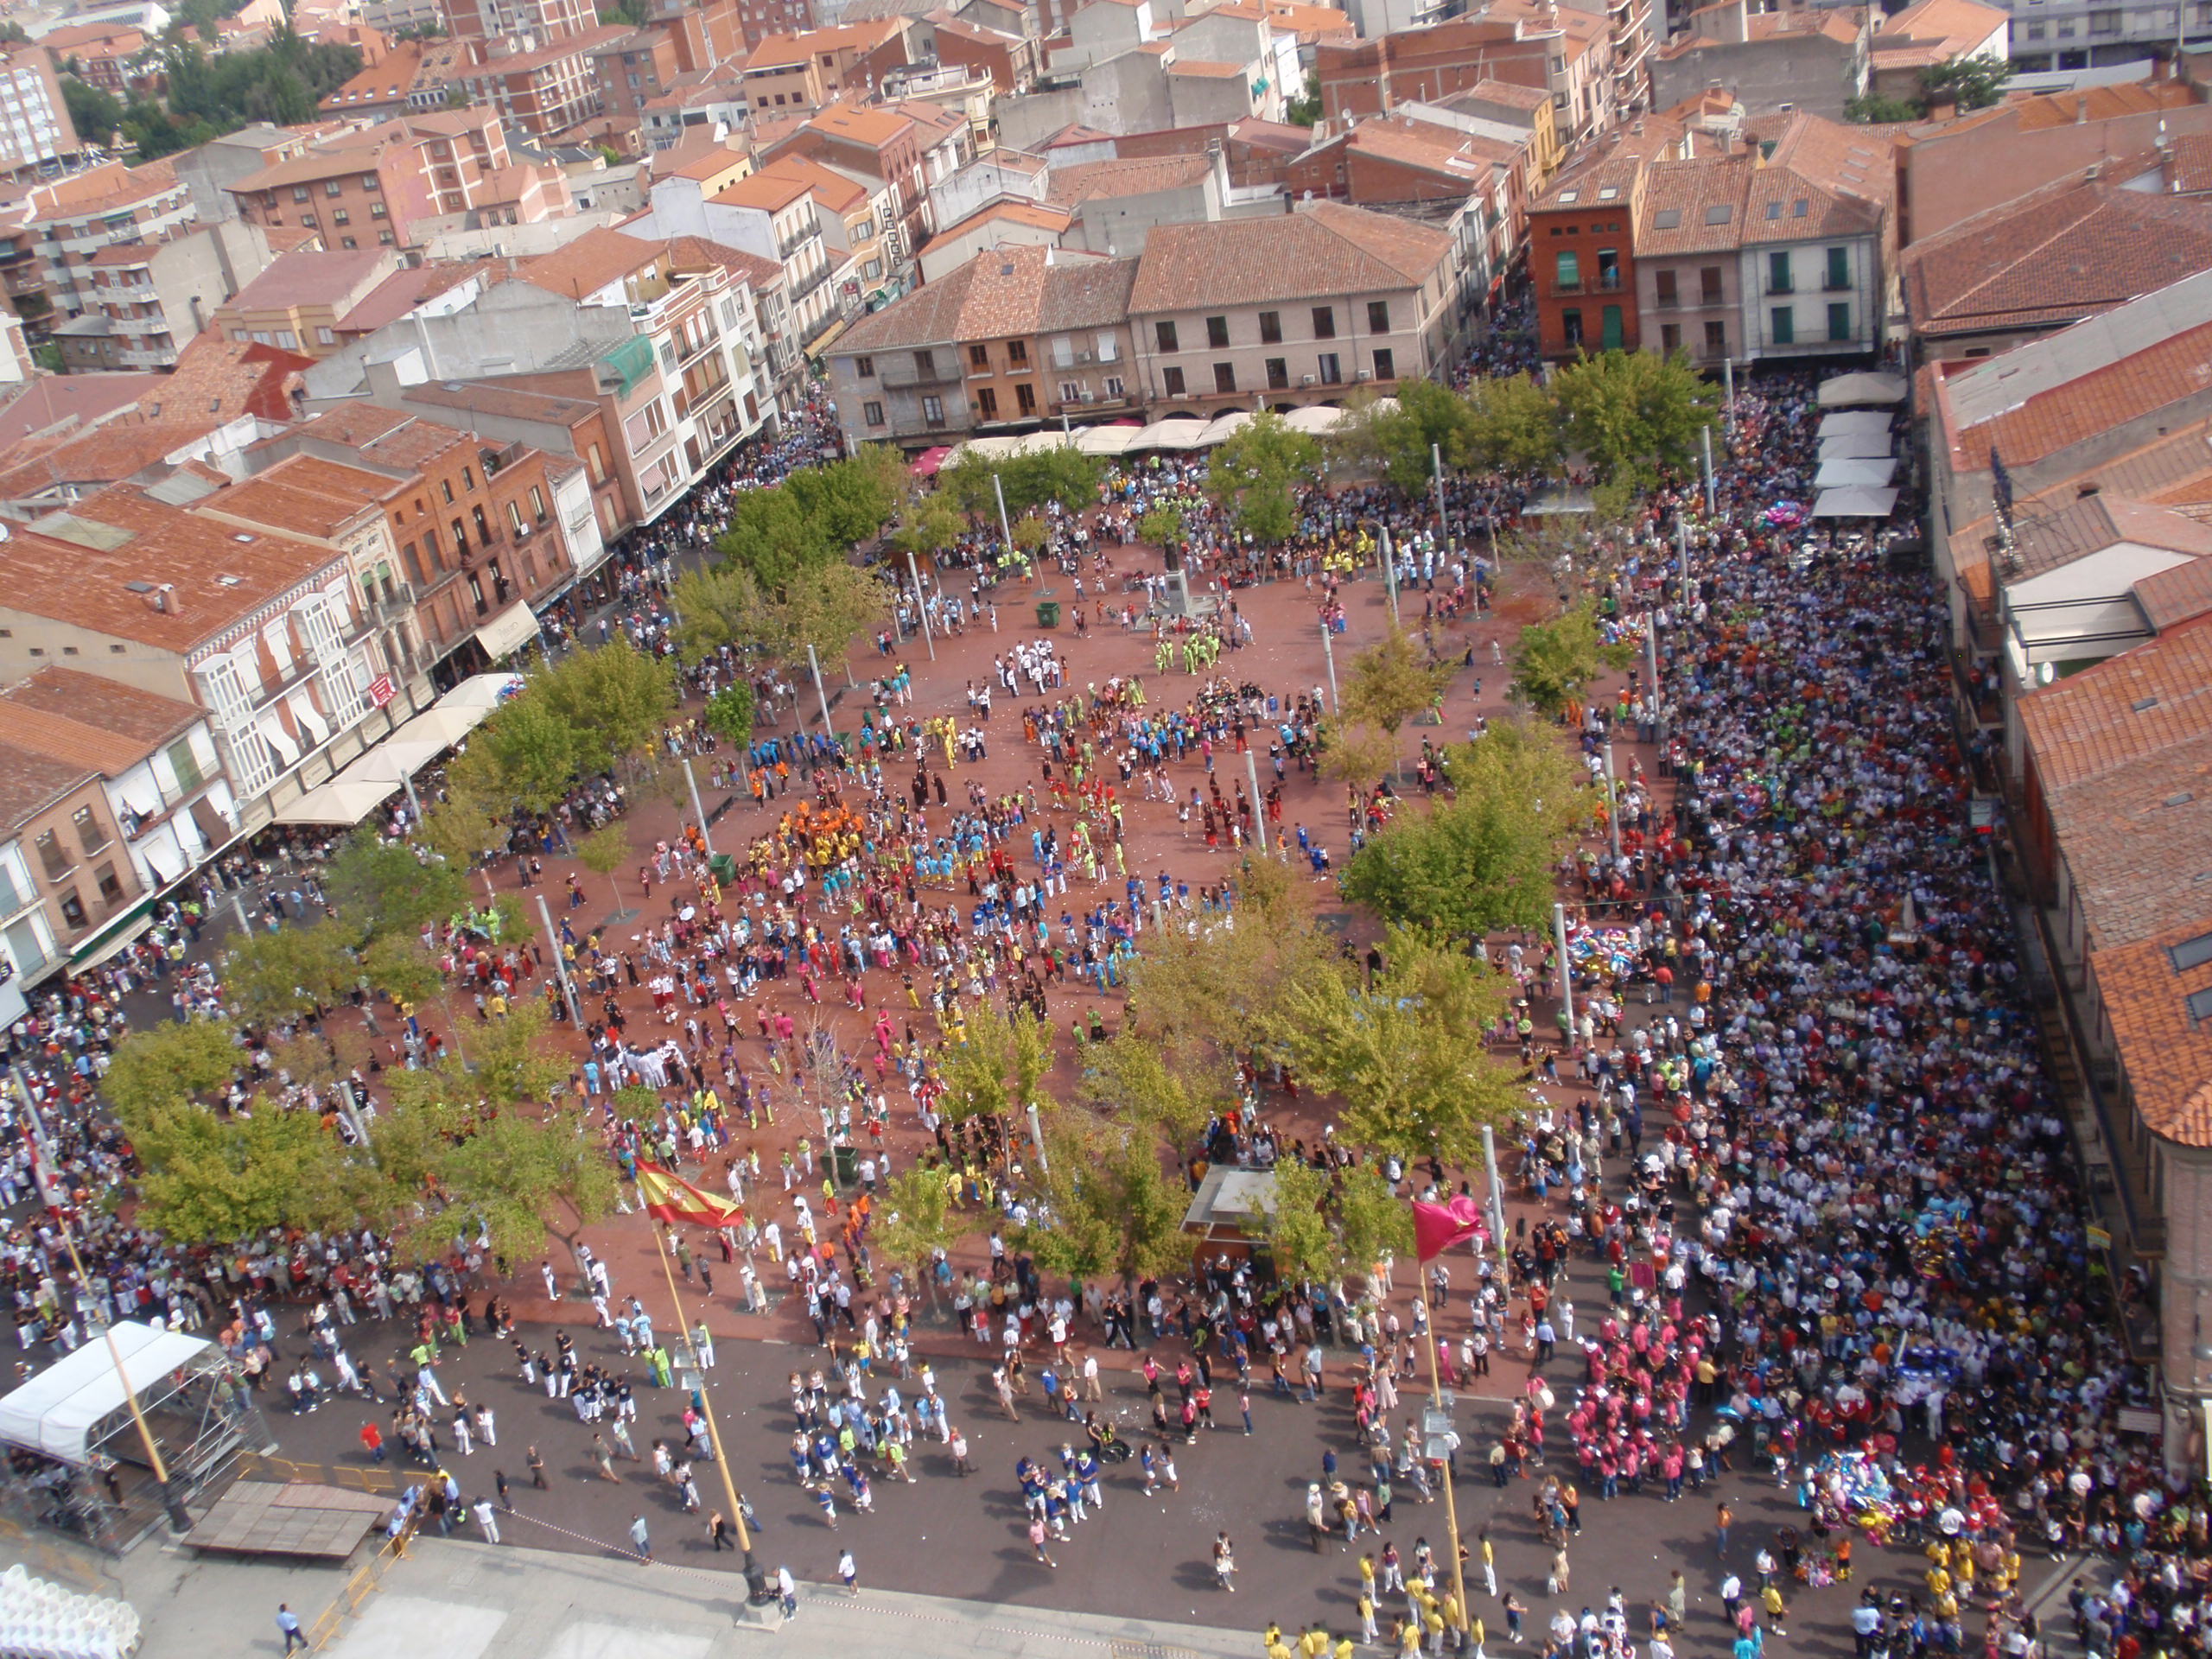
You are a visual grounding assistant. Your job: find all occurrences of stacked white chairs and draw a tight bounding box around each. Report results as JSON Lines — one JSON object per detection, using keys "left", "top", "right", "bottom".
{"left": 0, "top": 1562, "right": 142, "bottom": 1658}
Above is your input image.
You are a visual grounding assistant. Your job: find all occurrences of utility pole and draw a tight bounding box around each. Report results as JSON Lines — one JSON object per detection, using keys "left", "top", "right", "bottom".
{"left": 1701, "top": 424, "right": 1716, "bottom": 517}
{"left": 1602, "top": 742, "right": 1621, "bottom": 862}
{"left": 1553, "top": 900, "right": 1574, "bottom": 1033}
{"left": 806, "top": 642, "right": 835, "bottom": 743}
{"left": 1243, "top": 741, "right": 1272, "bottom": 858}
{"left": 535, "top": 893, "right": 582, "bottom": 1026}
{"left": 1319, "top": 618, "right": 1339, "bottom": 711}
{"left": 1380, "top": 524, "right": 1399, "bottom": 625}
{"left": 682, "top": 755, "right": 715, "bottom": 860}
{"left": 905, "top": 548, "right": 936, "bottom": 662}
{"left": 992, "top": 470, "right": 1014, "bottom": 564}
{"left": 1431, "top": 442, "right": 1453, "bottom": 557}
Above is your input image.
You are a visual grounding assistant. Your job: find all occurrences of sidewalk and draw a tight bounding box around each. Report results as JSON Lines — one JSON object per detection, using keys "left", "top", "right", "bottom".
{"left": 112, "top": 1532, "right": 1253, "bottom": 1659}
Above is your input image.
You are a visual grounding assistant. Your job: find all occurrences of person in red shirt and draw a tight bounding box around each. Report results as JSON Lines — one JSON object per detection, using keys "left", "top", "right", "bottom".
{"left": 359, "top": 1421, "right": 385, "bottom": 1465}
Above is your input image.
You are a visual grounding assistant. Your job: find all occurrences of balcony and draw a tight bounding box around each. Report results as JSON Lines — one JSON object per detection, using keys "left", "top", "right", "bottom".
{"left": 1767, "top": 279, "right": 1794, "bottom": 296}
{"left": 878, "top": 356, "right": 957, "bottom": 389}
{"left": 119, "top": 344, "right": 178, "bottom": 369}
{"left": 1823, "top": 276, "right": 1853, "bottom": 292}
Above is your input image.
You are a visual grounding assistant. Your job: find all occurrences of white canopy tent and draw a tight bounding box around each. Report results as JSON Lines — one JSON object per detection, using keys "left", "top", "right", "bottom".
{"left": 440, "top": 672, "right": 525, "bottom": 712}
{"left": 1009, "top": 430, "right": 1071, "bottom": 456}
{"left": 1201, "top": 411, "right": 1252, "bottom": 447}
{"left": 957, "top": 435, "right": 1026, "bottom": 461}
{"left": 1814, "top": 456, "right": 1899, "bottom": 489}
{"left": 0, "top": 1323, "right": 217, "bottom": 1465}
{"left": 1818, "top": 372, "right": 1909, "bottom": 408}
{"left": 1817, "top": 410, "right": 1892, "bottom": 441}
{"left": 1813, "top": 486, "right": 1901, "bottom": 518}
{"left": 1282, "top": 406, "right": 1344, "bottom": 435}
{"left": 1135, "top": 417, "right": 1212, "bottom": 451}
{"left": 270, "top": 673, "right": 524, "bottom": 825}
{"left": 1817, "top": 433, "right": 1894, "bottom": 461}
{"left": 270, "top": 774, "right": 401, "bottom": 827}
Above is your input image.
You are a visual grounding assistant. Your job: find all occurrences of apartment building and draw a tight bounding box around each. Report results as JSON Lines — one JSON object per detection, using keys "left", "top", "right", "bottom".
{"left": 827, "top": 243, "right": 1136, "bottom": 447}
{"left": 1649, "top": 2, "right": 1871, "bottom": 122}
{"left": 591, "top": 29, "right": 683, "bottom": 122}
{"left": 0, "top": 744, "right": 147, "bottom": 993}
{"left": 0, "top": 482, "right": 391, "bottom": 830}
{"left": 3, "top": 159, "right": 195, "bottom": 340}
{"left": 776, "top": 101, "right": 975, "bottom": 269}
{"left": 210, "top": 246, "right": 404, "bottom": 359}
{"left": 225, "top": 111, "right": 573, "bottom": 253}
{"left": 38, "top": 22, "right": 147, "bottom": 93}
{"left": 1314, "top": 7, "right": 1621, "bottom": 149}
{"left": 0, "top": 45, "right": 79, "bottom": 179}
{"left": 317, "top": 35, "right": 478, "bottom": 121}
{"left": 57, "top": 218, "right": 276, "bottom": 373}
{"left": 454, "top": 25, "right": 633, "bottom": 142}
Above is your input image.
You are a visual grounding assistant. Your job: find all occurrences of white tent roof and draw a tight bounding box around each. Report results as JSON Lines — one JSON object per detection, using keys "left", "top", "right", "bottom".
{"left": 1813, "top": 486, "right": 1901, "bottom": 518}
{"left": 1011, "top": 430, "right": 1071, "bottom": 456}
{"left": 440, "top": 673, "right": 524, "bottom": 712}
{"left": 1282, "top": 406, "right": 1344, "bottom": 435}
{"left": 272, "top": 775, "right": 403, "bottom": 826}
{"left": 1136, "top": 417, "right": 1212, "bottom": 451}
{"left": 1818, "top": 372, "right": 1909, "bottom": 408}
{"left": 340, "top": 736, "right": 447, "bottom": 785}
{"left": 0, "top": 1323, "right": 217, "bottom": 1465}
{"left": 1814, "top": 456, "right": 1899, "bottom": 489}
{"left": 1817, "top": 433, "right": 1893, "bottom": 461}
{"left": 1075, "top": 424, "right": 1142, "bottom": 454}
{"left": 1817, "top": 410, "right": 1892, "bottom": 440}
{"left": 1201, "top": 411, "right": 1252, "bottom": 446}
{"left": 959, "top": 435, "right": 1026, "bottom": 460}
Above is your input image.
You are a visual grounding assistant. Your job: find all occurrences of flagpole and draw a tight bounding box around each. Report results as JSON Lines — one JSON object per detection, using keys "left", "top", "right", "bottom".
{"left": 643, "top": 1197, "right": 764, "bottom": 1602}
{"left": 10, "top": 1063, "right": 193, "bottom": 1532}
{"left": 1421, "top": 1303, "right": 1471, "bottom": 1635}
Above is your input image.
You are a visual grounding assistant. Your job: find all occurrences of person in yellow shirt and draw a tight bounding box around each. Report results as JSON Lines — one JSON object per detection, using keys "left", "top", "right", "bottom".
{"left": 1469, "top": 1615, "right": 1486, "bottom": 1659}
{"left": 1266, "top": 1639, "right": 1294, "bottom": 1659}
{"left": 1395, "top": 1619, "right": 1421, "bottom": 1659}
{"left": 1357, "top": 1592, "right": 1379, "bottom": 1647}
{"left": 1333, "top": 1639, "right": 1356, "bottom": 1659}
{"left": 1760, "top": 1583, "right": 1789, "bottom": 1636}
{"left": 1926, "top": 1564, "right": 1953, "bottom": 1600}
{"left": 1300, "top": 1624, "right": 1330, "bottom": 1659}
{"left": 1422, "top": 1605, "right": 1446, "bottom": 1656}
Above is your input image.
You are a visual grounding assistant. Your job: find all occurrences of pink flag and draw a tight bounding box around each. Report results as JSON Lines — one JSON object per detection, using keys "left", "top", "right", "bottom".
{"left": 1412, "top": 1195, "right": 1486, "bottom": 1262}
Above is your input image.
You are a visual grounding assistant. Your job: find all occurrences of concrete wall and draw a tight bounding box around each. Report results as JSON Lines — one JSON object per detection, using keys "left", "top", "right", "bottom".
{"left": 1649, "top": 36, "right": 1860, "bottom": 119}
{"left": 1065, "top": 171, "right": 1218, "bottom": 255}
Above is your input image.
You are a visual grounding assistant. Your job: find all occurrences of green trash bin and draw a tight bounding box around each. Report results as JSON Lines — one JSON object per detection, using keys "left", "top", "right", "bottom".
{"left": 709, "top": 853, "right": 737, "bottom": 884}
{"left": 1035, "top": 600, "right": 1061, "bottom": 628}
{"left": 821, "top": 1145, "right": 860, "bottom": 1186}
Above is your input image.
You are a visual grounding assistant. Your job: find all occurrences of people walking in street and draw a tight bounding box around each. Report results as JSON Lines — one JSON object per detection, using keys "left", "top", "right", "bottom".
{"left": 629, "top": 1514, "right": 652, "bottom": 1562}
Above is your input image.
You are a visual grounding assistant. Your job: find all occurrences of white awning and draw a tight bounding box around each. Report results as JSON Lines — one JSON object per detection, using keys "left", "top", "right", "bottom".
{"left": 1817, "top": 410, "right": 1892, "bottom": 441}
{"left": 1201, "top": 411, "right": 1252, "bottom": 446}
{"left": 1135, "top": 417, "right": 1212, "bottom": 450}
{"left": 1074, "top": 424, "right": 1142, "bottom": 455}
{"left": 473, "top": 601, "right": 539, "bottom": 662}
{"left": 1817, "top": 434, "right": 1893, "bottom": 461}
{"left": 342, "top": 736, "right": 446, "bottom": 785}
{"left": 272, "top": 776, "right": 403, "bottom": 825}
{"left": 1010, "top": 430, "right": 1072, "bottom": 455}
{"left": 959, "top": 435, "right": 1026, "bottom": 460}
{"left": 0, "top": 1322, "right": 217, "bottom": 1465}
{"left": 1813, "top": 486, "right": 1901, "bottom": 518}
{"left": 258, "top": 712, "right": 299, "bottom": 768}
{"left": 288, "top": 689, "right": 330, "bottom": 748}
{"left": 440, "top": 672, "right": 525, "bottom": 712}
{"left": 1818, "top": 371, "right": 1908, "bottom": 408}
{"left": 1814, "top": 456, "right": 1899, "bottom": 489}
{"left": 1283, "top": 406, "right": 1346, "bottom": 435}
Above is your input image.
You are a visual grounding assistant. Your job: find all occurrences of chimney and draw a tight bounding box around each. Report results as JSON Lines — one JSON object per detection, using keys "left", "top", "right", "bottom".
{"left": 150, "top": 584, "right": 176, "bottom": 613}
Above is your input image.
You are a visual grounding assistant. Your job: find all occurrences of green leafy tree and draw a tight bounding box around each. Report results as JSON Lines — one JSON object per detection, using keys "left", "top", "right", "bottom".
{"left": 420, "top": 789, "right": 505, "bottom": 876}
{"left": 575, "top": 822, "right": 632, "bottom": 918}
{"left": 429, "top": 1107, "right": 618, "bottom": 1265}
{"left": 60, "top": 78, "right": 125, "bottom": 144}
{"left": 776, "top": 558, "right": 893, "bottom": 680}
{"left": 1316, "top": 718, "right": 1402, "bottom": 789}
{"left": 1341, "top": 628, "right": 1452, "bottom": 770}
{"left": 1021, "top": 1109, "right": 1187, "bottom": 1285}
{"left": 1846, "top": 91, "right": 1924, "bottom": 123}
{"left": 1339, "top": 720, "right": 1585, "bottom": 938}
{"left": 1009, "top": 512, "right": 1048, "bottom": 556}
{"left": 468, "top": 1000, "right": 572, "bottom": 1107}
{"left": 1511, "top": 600, "right": 1625, "bottom": 719}
{"left": 1361, "top": 379, "right": 1476, "bottom": 497}
{"left": 1553, "top": 348, "right": 1719, "bottom": 490}
{"left": 1334, "top": 1159, "right": 1415, "bottom": 1281}
{"left": 704, "top": 683, "right": 754, "bottom": 749}
{"left": 324, "top": 829, "right": 470, "bottom": 942}
{"left": 1138, "top": 503, "right": 1186, "bottom": 551}
{"left": 1270, "top": 927, "right": 1522, "bottom": 1165}
{"left": 670, "top": 563, "right": 771, "bottom": 665}
{"left": 716, "top": 485, "right": 825, "bottom": 593}
{"left": 536, "top": 639, "right": 676, "bottom": 775}
{"left": 1284, "top": 73, "right": 1321, "bottom": 125}
{"left": 222, "top": 918, "right": 358, "bottom": 1027}
{"left": 891, "top": 496, "right": 963, "bottom": 568}
{"left": 936, "top": 1001, "right": 1052, "bottom": 1126}
{"left": 1079, "top": 1026, "right": 1228, "bottom": 1148}
{"left": 1262, "top": 1156, "right": 1341, "bottom": 1285}
{"left": 1209, "top": 410, "right": 1322, "bottom": 544}
{"left": 1921, "top": 52, "right": 2012, "bottom": 111}
{"left": 129, "top": 1098, "right": 354, "bottom": 1242}
{"left": 1458, "top": 372, "right": 1562, "bottom": 477}
{"left": 873, "top": 1166, "right": 964, "bottom": 1293}
{"left": 101, "top": 1018, "right": 239, "bottom": 1122}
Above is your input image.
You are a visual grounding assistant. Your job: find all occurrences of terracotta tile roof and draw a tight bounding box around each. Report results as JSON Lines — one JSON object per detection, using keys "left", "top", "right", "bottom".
{"left": 802, "top": 105, "right": 914, "bottom": 149}
{"left": 514, "top": 227, "right": 663, "bottom": 300}
{"left": 1047, "top": 150, "right": 1211, "bottom": 205}
{"left": 2091, "top": 922, "right": 2212, "bottom": 1147}
{"left": 0, "top": 423, "right": 219, "bottom": 504}
{"left": 0, "top": 741, "right": 99, "bottom": 840}
{"left": 1532, "top": 115, "right": 1688, "bottom": 211}
{"left": 0, "top": 375, "right": 164, "bottom": 456}
{"left": 2165, "top": 130, "right": 2212, "bottom": 195}
{"left": 1661, "top": 2, "right": 1862, "bottom": 54}
{"left": 2130, "top": 555, "right": 2212, "bottom": 631}
{"left": 1127, "top": 200, "right": 1449, "bottom": 312}
{"left": 0, "top": 483, "right": 346, "bottom": 654}
{"left": 712, "top": 170, "right": 816, "bottom": 211}
{"left": 337, "top": 260, "right": 494, "bottom": 336}
{"left": 2005, "top": 492, "right": 2212, "bottom": 582}
{"left": 0, "top": 666, "right": 201, "bottom": 775}
{"left": 1904, "top": 174, "right": 2212, "bottom": 340}
{"left": 142, "top": 336, "right": 313, "bottom": 425}
{"left": 398, "top": 379, "right": 602, "bottom": 425}
{"left": 919, "top": 198, "right": 1075, "bottom": 255}
{"left": 1945, "top": 314, "right": 2212, "bottom": 472}
{"left": 223, "top": 248, "right": 396, "bottom": 315}
{"left": 665, "top": 236, "right": 783, "bottom": 291}
{"left": 834, "top": 245, "right": 1131, "bottom": 353}
{"left": 286, "top": 403, "right": 471, "bottom": 473}
{"left": 1166, "top": 57, "right": 1247, "bottom": 76}
{"left": 1636, "top": 152, "right": 1754, "bottom": 255}
{"left": 1038, "top": 255, "right": 1139, "bottom": 329}
{"left": 1871, "top": 0, "right": 2006, "bottom": 66}
{"left": 1338, "top": 115, "right": 1525, "bottom": 182}
{"left": 2018, "top": 608, "right": 2212, "bottom": 794}
{"left": 207, "top": 454, "right": 402, "bottom": 537}
{"left": 2012, "top": 79, "right": 2194, "bottom": 131}
{"left": 2047, "top": 726, "right": 2212, "bottom": 953}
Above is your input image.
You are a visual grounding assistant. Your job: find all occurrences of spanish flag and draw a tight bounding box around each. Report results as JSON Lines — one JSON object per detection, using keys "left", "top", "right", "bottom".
{"left": 636, "top": 1163, "right": 746, "bottom": 1229}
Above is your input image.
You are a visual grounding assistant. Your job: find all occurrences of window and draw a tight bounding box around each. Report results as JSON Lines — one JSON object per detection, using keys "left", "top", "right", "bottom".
{"left": 588, "top": 442, "right": 607, "bottom": 483}
{"left": 976, "top": 386, "right": 998, "bottom": 419}
{"left": 325, "top": 179, "right": 343, "bottom": 197}
{"left": 969, "top": 342, "right": 990, "bottom": 369}
{"left": 1205, "top": 315, "right": 1229, "bottom": 349}
{"left": 35, "top": 830, "right": 66, "bottom": 880}
{"left": 276, "top": 330, "right": 298, "bottom": 349}
{"left": 1060, "top": 380, "right": 1082, "bottom": 404}
{"left": 1162, "top": 365, "right": 1186, "bottom": 397}
{"left": 1014, "top": 383, "right": 1036, "bottom": 416}
{"left": 292, "top": 184, "right": 311, "bottom": 202}
{"left": 861, "top": 398, "right": 886, "bottom": 426}
{"left": 2089, "top": 6, "right": 2119, "bottom": 29}
{"left": 57, "top": 889, "right": 84, "bottom": 930}
{"left": 855, "top": 355, "right": 875, "bottom": 378}
{"left": 361, "top": 173, "right": 380, "bottom": 191}
{"left": 341, "top": 237, "right": 358, "bottom": 251}
{"left": 1827, "top": 302, "right": 1852, "bottom": 341}
{"left": 1370, "top": 347, "right": 1394, "bottom": 381}
{"left": 1654, "top": 269, "right": 1677, "bottom": 308}
{"left": 1595, "top": 250, "right": 1619, "bottom": 291}
{"left": 463, "top": 466, "right": 476, "bottom": 492}
{"left": 332, "top": 208, "right": 349, "bottom": 226}
{"left": 1771, "top": 305, "right": 1795, "bottom": 345}
{"left": 1104, "top": 376, "right": 1125, "bottom": 399}
{"left": 1661, "top": 323, "right": 1681, "bottom": 352}
{"left": 921, "top": 395, "right": 945, "bottom": 426}
{"left": 1562, "top": 308, "right": 1584, "bottom": 347}
{"left": 1213, "top": 362, "right": 1236, "bottom": 394}
{"left": 1266, "top": 357, "right": 1288, "bottom": 390}
{"left": 1704, "top": 320, "right": 1726, "bottom": 355}
{"left": 1367, "top": 300, "right": 1390, "bottom": 332}
{"left": 315, "top": 325, "right": 335, "bottom": 345}
{"left": 913, "top": 350, "right": 937, "bottom": 378}
{"left": 509, "top": 499, "right": 528, "bottom": 536}
{"left": 1317, "top": 353, "right": 1341, "bottom": 385}
{"left": 1312, "top": 306, "right": 1335, "bottom": 339}
{"left": 1258, "top": 310, "right": 1281, "bottom": 344}
{"left": 1700, "top": 265, "right": 1724, "bottom": 305}
{"left": 442, "top": 478, "right": 455, "bottom": 505}
{"left": 95, "top": 862, "right": 123, "bottom": 906}
{"left": 168, "top": 739, "right": 202, "bottom": 794}
{"left": 1599, "top": 306, "right": 1623, "bottom": 351}
{"left": 530, "top": 485, "right": 548, "bottom": 521}
{"left": 1155, "top": 320, "right": 1179, "bottom": 353}
{"left": 1768, "top": 251, "right": 1792, "bottom": 295}
{"left": 1555, "top": 250, "right": 1580, "bottom": 291}
{"left": 73, "top": 805, "right": 105, "bottom": 857}
{"left": 378, "top": 231, "right": 394, "bottom": 245}
{"left": 1826, "top": 246, "right": 1850, "bottom": 290}
{"left": 1006, "top": 339, "right": 1027, "bottom": 365}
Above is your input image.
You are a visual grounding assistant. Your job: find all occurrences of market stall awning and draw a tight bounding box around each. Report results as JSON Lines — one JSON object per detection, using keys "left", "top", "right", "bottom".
{"left": 1818, "top": 372, "right": 1908, "bottom": 409}
{"left": 1074, "top": 423, "right": 1142, "bottom": 455}
{"left": 909, "top": 445, "right": 953, "bottom": 479}
{"left": 1283, "top": 406, "right": 1345, "bottom": 435}
{"left": 1817, "top": 434, "right": 1893, "bottom": 461}
{"left": 959, "top": 435, "right": 1026, "bottom": 460}
{"left": 1012, "top": 430, "right": 1072, "bottom": 456}
{"left": 270, "top": 775, "right": 402, "bottom": 826}
{"left": 440, "top": 672, "right": 525, "bottom": 712}
{"left": 1814, "top": 456, "right": 1899, "bottom": 489}
{"left": 0, "top": 1323, "right": 217, "bottom": 1465}
{"left": 1201, "top": 411, "right": 1252, "bottom": 447}
{"left": 1135, "top": 417, "right": 1212, "bottom": 450}
{"left": 1816, "top": 410, "right": 1892, "bottom": 441}
{"left": 1813, "top": 486, "right": 1901, "bottom": 518}
{"left": 472, "top": 601, "right": 540, "bottom": 662}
